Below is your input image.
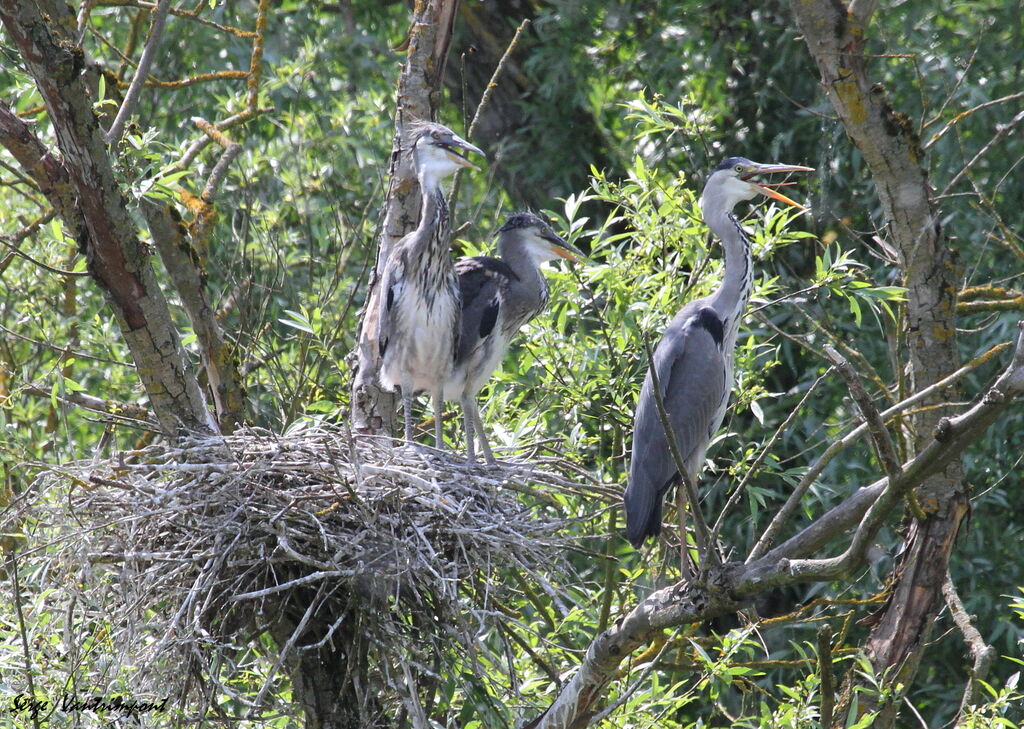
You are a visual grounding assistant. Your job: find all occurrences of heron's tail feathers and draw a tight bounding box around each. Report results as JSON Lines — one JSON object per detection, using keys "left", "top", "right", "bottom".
{"left": 623, "top": 480, "right": 663, "bottom": 548}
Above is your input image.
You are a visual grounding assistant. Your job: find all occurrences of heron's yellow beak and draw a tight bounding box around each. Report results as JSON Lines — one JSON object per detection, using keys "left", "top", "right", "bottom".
{"left": 549, "top": 237, "right": 586, "bottom": 263}
{"left": 757, "top": 184, "right": 806, "bottom": 210}
{"left": 746, "top": 163, "right": 814, "bottom": 210}
{"left": 442, "top": 134, "right": 485, "bottom": 171}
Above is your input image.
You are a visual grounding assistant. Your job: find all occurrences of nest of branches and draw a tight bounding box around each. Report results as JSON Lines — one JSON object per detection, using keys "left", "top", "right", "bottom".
{"left": 23, "top": 423, "right": 589, "bottom": 715}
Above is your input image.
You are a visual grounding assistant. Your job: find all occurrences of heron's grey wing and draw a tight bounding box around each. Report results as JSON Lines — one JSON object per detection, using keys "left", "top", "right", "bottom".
{"left": 377, "top": 251, "right": 407, "bottom": 359}
{"left": 625, "top": 305, "right": 728, "bottom": 546}
{"left": 454, "top": 256, "right": 514, "bottom": 364}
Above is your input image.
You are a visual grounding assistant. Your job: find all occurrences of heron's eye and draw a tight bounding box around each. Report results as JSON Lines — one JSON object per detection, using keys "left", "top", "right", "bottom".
{"left": 734, "top": 164, "right": 744, "bottom": 173}
{"left": 432, "top": 131, "right": 441, "bottom": 141}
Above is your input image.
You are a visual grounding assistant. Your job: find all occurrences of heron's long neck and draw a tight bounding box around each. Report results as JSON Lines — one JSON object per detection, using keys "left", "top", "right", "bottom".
{"left": 409, "top": 172, "right": 454, "bottom": 284}
{"left": 499, "top": 237, "right": 547, "bottom": 317}
{"left": 707, "top": 209, "right": 753, "bottom": 345}
{"left": 418, "top": 173, "right": 451, "bottom": 252}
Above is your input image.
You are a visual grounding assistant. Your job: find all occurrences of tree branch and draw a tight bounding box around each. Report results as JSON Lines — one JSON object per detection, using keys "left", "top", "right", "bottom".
{"left": 0, "top": 0, "right": 215, "bottom": 435}
{"left": 747, "top": 339, "right": 1008, "bottom": 563}
{"left": 943, "top": 571, "right": 997, "bottom": 721}
{"left": 142, "top": 200, "right": 247, "bottom": 429}
{"left": 823, "top": 344, "right": 902, "bottom": 486}
{"left": 529, "top": 322, "right": 1024, "bottom": 728}
{"left": 0, "top": 100, "right": 89, "bottom": 249}
{"left": 102, "top": 0, "right": 172, "bottom": 144}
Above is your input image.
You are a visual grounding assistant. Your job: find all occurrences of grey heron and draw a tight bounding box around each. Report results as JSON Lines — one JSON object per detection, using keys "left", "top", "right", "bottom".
{"left": 443, "top": 212, "right": 584, "bottom": 463}
{"left": 377, "top": 122, "right": 484, "bottom": 448}
{"left": 624, "top": 157, "right": 812, "bottom": 556}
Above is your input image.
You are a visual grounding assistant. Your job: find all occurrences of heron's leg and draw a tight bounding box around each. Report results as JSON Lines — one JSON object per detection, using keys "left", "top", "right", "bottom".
{"left": 461, "top": 397, "right": 477, "bottom": 463}
{"left": 676, "top": 482, "right": 693, "bottom": 580}
{"left": 468, "top": 402, "right": 496, "bottom": 465}
{"left": 432, "top": 388, "right": 445, "bottom": 451}
{"left": 679, "top": 469, "right": 719, "bottom": 568}
{"left": 402, "top": 387, "right": 414, "bottom": 444}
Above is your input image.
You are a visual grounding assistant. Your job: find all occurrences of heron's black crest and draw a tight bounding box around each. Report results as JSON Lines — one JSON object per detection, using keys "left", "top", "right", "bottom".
{"left": 712, "top": 156, "right": 755, "bottom": 172}
{"left": 498, "top": 212, "right": 549, "bottom": 233}
{"left": 692, "top": 307, "right": 724, "bottom": 347}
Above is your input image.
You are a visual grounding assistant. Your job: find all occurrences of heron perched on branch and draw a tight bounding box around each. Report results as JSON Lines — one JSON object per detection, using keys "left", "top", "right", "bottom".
{"left": 377, "top": 122, "right": 484, "bottom": 448}
{"left": 624, "top": 157, "right": 812, "bottom": 561}
{"left": 444, "top": 213, "right": 584, "bottom": 463}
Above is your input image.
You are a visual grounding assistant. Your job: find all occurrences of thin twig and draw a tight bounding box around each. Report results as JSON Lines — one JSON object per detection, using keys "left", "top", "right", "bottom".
{"left": 817, "top": 623, "right": 834, "bottom": 729}
{"left": 7, "top": 551, "right": 43, "bottom": 729}
{"left": 449, "top": 18, "right": 529, "bottom": 211}
{"left": 711, "top": 368, "right": 832, "bottom": 542}
{"left": 941, "top": 109, "right": 1024, "bottom": 197}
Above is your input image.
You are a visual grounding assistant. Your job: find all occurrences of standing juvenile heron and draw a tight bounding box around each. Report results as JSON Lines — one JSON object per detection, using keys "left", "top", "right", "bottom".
{"left": 624, "top": 157, "right": 812, "bottom": 555}
{"left": 377, "top": 122, "right": 484, "bottom": 447}
{"left": 444, "top": 213, "right": 584, "bottom": 463}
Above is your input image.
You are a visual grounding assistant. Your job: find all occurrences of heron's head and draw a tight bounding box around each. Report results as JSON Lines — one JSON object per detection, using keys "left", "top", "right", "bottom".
{"left": 700, "top": 157, "right": 813, "bottom": 216}
{"left": 409, "top": 122, "right": 485, "bottom": 181}
{"left": 498, "top": 212, "right": 585, "bottom": 265}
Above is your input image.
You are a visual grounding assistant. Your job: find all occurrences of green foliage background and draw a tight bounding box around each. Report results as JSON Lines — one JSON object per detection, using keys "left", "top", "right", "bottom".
{"left": 2, "top": 0, "right": 1023, "bottom": 727}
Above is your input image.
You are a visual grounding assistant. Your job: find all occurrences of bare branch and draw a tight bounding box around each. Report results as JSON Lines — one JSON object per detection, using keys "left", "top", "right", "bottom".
{"left": 941, "top": 108, "right": 1024, "bottom": 197}
{"left": 142, "top": 200, "right": 247, "bottom": 429}
{"left": 817, "top": 624, "right": 835, "bottom": 729}
{"left": 0, "top": 100, "right": 88, "bottom": 247}
{"left": 823, "top": 344, "right": 902, "bottom": 485}
{"left": 943, "top": 571, "right": 997, "bottom": 720}
{"left": 924, "top": 91, "right": 1024, "bottom": 150}
{"left": 103, "top": 0, "right": 173, "bottom": 144}
{"left": 712, "top": 368, "right": 831, "bottom": 543}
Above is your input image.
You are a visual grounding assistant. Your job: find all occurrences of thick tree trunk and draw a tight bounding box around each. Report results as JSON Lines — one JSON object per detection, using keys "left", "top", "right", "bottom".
{"left": 789, "top": 1, "right": 964, "bottom": 724}
{"left": 350, "top": 0, "right": 460, "bottom": 437}
{"left": 0, "top": 0, "right": 216, "bottom": 437}
{"left": 270, "top": 605, "right": 385, "bottom": 729}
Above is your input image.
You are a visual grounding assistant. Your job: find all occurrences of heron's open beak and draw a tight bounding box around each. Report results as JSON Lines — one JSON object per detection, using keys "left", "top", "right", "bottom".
{"left": 548, "top": 235, "right": 587, "bottom": 263}
{"left": 442, "top": 133, "right": 486, "bottom": 171}
{"left": 744, "top": 163, "right": 814, "bottom": 210}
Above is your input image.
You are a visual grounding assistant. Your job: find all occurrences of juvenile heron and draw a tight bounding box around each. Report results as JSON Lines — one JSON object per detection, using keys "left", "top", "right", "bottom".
{"left": 624, "top": 157, "right": 812, "bottom": 554}
{"left": 377, "top": 122, "right": 484, "bottom": 447}
{"left": 444, "top": 213, "right": 584, "bottom": 463}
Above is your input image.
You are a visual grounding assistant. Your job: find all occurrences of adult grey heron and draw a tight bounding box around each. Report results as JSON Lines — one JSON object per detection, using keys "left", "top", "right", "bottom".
{"left": 444, "top": 212, "right": 584, "bottom": 463}
{"left": 624, "top": 157, "right": 812, "bottom": 555}
{"left": 377, "top": 122, "right": 484, "bottom": 448}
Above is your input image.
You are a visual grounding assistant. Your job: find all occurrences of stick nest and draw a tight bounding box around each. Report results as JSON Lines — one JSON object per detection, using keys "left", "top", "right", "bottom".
{"left": 24, "top": 423, "right": 588, "bottom": 715}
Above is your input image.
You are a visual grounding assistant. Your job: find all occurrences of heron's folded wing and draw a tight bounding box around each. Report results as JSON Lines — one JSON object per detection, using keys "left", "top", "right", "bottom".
{"left": 454, "top": 256, "right": 514, "bottom": 364}
{"left": 377, "top": 253, "right": 406, "bottom": 358}
{"left": 625, "top": 305, "right": 728, "bottom": 543}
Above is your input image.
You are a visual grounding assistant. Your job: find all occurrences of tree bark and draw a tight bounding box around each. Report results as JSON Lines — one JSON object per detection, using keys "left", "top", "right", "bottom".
{"left": 0, "top": 0, "right": 216, "bottom": 437}
{"left": 143, "top": 200, "right": 247, "bottom": 431}
{"left": 270, "top": 603, "right": 385, "bottom": 729}
{"left": 788, "top": 1, "right": 964, "bottom": 724}
{"left": 349, "top": 0, "right": 460, "bottom": 437}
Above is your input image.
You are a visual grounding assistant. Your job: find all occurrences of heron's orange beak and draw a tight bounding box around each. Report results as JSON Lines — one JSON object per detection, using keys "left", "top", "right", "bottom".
{"left": 549, "top": 237, "right": 586, "bottom": 263}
